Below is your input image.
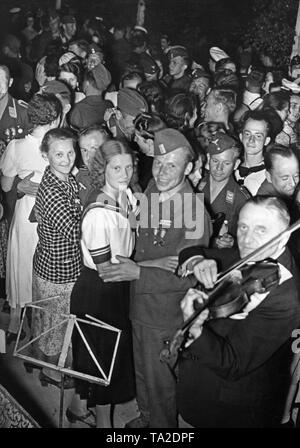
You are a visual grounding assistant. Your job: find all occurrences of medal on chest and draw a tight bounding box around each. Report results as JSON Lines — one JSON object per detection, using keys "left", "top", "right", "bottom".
{"left": 153, "top": 219, "right": 172, "bottom": 246}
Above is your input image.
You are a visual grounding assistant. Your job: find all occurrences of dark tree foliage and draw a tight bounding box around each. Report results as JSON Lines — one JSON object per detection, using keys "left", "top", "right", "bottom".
{"left": 244, "top": 0, "right": 299, "bottom": 66}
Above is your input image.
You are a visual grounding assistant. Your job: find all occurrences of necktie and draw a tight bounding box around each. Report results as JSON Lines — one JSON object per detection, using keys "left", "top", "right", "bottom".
{"left": 238, "top": 164, "right": 265, "bottom": 178}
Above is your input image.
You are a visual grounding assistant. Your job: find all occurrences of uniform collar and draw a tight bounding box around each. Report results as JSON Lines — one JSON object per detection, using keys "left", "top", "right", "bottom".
{"left": 158, "top": 180, "right": 190, "bottom": 203}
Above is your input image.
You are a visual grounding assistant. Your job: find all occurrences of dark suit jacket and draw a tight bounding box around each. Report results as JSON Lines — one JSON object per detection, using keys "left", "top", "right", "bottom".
{"left": 177, "top": 247, "right": 300, "bottom": 427}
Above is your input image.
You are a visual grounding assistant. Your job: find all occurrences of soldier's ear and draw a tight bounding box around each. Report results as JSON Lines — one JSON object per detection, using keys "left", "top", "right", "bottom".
{"left": 265, "top": 136, "right": 271, "bottom": 146}
{"left": 234, "top": 158, "right": 241, "bottom": 170}
{"left": 184, "top": 161, "right": 193, "bottom": 176}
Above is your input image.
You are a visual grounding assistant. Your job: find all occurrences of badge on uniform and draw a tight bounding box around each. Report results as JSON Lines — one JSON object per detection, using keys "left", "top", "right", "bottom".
{"left": 153, "top": 219, "right": 172, "bottom": 246}
{"left": 8, "top": 106, "right": 17, "bottom": 119}
{"left": 226, "top": 190, "right": 234, "bottom": 204}
{"left": 158, "top": 143, "right": 166, "bottom": 154}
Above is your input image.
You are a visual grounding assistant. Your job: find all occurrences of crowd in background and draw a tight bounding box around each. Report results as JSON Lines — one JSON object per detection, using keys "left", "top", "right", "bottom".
{"left": 1, "top": 3, "right": 300, "bottom": 429}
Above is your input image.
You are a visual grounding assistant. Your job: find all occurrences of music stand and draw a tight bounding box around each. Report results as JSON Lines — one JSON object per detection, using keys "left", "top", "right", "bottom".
{"left": 14, "top": 297, "right": 122, "bottom": 428}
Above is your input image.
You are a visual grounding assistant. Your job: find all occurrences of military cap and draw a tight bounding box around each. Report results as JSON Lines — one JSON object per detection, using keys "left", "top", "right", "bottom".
{"left": 118, "top": 88, "right": 149, "bottom": 117}
{"left": 92, "top": 62, "right": 111, "bottom": 91}
{"left": 207, "top": 131, "right": 239, "bottom": 155}
{"left": 282, "top": 78, "right": 300, "bottom": 94}
{"left": 62, "top": 15, "right": 76, "bottom": 24}
{"left": 9, "top": 7, "right": 21, "bottom": 13}
{"left": 153, "top": 128, "right": 193, "bottom": 156}
{"left": 209, "top": 46, "right": 229, "bottom": 63}
{"left": 41, "top": 79, "right": 72, "bottom": 99}
{"left": 134, "top": 25, "right": 148, "bottom": 34}
{"left": 59, "top": 52, "right": 77, "bottom": 66}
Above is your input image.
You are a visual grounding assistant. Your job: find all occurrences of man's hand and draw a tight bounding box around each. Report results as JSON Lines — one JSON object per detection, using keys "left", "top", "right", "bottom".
{"left": 17, "top": 173, "right": 39, "bottom": 197}
{"left": 99, "top": 256, "right": 140, "bottom": 282}
{"left": 213, "top": 233, "right": 234, "bottom": 249}
{"left": 156, "top": 256, "right": 178, "bottom": 272}
{"left": 193, "top": 259, "right": 218, "bottom": 290}
{"left": 181, "top": 288, "right": 209, "bottom": 345}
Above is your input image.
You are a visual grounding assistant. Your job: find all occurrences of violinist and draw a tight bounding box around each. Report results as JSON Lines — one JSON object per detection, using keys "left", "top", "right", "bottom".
{"left": 177, "top": 196, "right": 300, "bottom": 428}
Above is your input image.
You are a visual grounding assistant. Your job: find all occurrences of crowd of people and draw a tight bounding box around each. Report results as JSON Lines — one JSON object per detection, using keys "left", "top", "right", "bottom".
{"left": 0, "top": 4, "right": 300, "bottom": 429}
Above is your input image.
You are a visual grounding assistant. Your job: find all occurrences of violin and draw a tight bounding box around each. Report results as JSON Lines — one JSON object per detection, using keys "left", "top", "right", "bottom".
{"left": 160, "top": 260, "right": 280, "bottom": 368}
{"left": 160, "top": 218, "right": 300, "bottom": 369}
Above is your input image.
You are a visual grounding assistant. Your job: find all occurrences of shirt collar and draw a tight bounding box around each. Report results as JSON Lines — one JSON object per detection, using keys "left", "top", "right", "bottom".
{"left": 158, "top": 180, "right": 187, "bottom": 203}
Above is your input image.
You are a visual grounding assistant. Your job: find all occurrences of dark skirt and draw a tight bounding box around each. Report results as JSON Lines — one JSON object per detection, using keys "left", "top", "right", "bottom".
{"left": 70, "top": 266, "right": 135, "bottom": 406}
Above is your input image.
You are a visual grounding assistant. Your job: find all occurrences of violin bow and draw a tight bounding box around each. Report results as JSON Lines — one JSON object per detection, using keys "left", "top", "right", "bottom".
{"left": 160, "top": 218, "right": 300, "bottom": 366}
{"left": 179, "top": 218, "right": 300, "bottom": 338}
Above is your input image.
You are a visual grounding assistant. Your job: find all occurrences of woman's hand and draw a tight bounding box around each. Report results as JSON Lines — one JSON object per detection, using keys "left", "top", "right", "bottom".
{"left": 138, "top": 256, "right": 179, "bottom": 273}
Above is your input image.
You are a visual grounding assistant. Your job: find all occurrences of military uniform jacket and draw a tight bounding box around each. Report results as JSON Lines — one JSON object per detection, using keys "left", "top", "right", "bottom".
{"left": 162, "top": 73, "right": 191, "bottom": 94}
{"left": 197, "top": 172, "right": 250, "bottom": 237}
{"left": 177, "top": 247, "right": 300, "bottom": 427}
{"left": 0, "top": 95, "right": 31, "bottom": 143}
{"left": 130, "top": 179, "right": 212, "bottom": 330}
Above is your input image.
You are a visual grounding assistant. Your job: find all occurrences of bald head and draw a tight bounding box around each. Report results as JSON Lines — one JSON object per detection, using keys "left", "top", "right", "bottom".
{"left": 79, "top": 128, "right": 109, "bottom": 170}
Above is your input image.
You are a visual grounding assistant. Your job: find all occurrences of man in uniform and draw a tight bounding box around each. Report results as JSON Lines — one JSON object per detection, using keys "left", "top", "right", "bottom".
{"left": 177, "top": 196, "right": 300, "bottom": 427}
{"left": 0, "top": 65, "right": 31, "bottom": 146}
{"left": 197, "top": 131, "right": 250, "bottom": 247}
{"left": 162, "top": 46, "right": 191, "bottom": 93}
{"left": 60, "top": 15, "right": 77, "bottom": 50}
{"left": 0, "top": 65, "right": 32, "bottom": 226}
{"left": 100, "top": 128, "right": 212, "bottom": 427}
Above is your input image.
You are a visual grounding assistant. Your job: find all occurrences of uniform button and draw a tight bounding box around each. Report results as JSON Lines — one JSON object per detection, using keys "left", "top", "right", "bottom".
{"left": 145, "top": 232, "right": 148, "bottom": 236}
{"left": 141, "top": 249, "right": 145, "bottom": 253}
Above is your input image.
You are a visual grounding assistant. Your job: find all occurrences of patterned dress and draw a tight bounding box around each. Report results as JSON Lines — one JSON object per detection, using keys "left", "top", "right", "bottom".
{"left": 32, "top": 167, "right": 81, "bottom": 359}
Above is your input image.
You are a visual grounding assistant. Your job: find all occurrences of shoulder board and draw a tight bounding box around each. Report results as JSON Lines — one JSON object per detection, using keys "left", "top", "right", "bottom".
{"left": 225, "top": 190, "right": 235, "bottom": 204}
{"left": 17, "top": 100, "right": 28, "bottom": 109}
{"left": 197, "top": 180, "right": 207, "bottom": 191}
{"left": 239, "top": 185, "right": 251, "bottom": 199}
